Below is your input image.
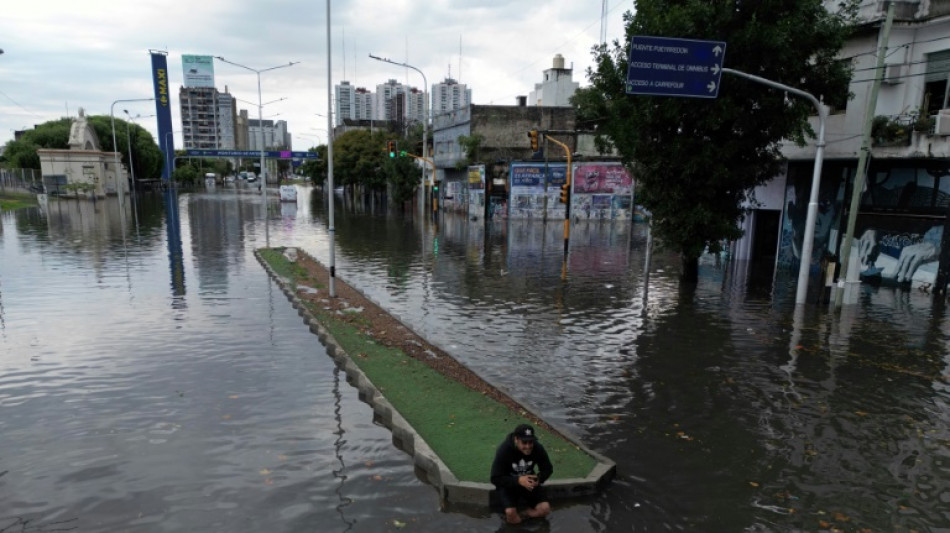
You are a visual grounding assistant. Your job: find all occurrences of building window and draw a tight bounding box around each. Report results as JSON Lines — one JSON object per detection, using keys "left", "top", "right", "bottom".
{"left": 923, "top": 50, "right": 950, "bottom": 116}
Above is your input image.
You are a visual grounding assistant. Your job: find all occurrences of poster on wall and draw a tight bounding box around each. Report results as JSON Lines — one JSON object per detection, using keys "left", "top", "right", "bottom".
{"left": 571, "top": 163, "right": 634, "bottom": 220}
{"left": 468, "top": 165, "right": 485, "bottom": 220}
{"left": 443, "top": 180, "right": 468, "bottom": 213}
{"left": 508, "top": 163, "right": 566, "bottom": 219}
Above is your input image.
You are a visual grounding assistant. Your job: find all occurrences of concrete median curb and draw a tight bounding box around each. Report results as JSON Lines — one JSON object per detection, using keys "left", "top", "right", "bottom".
{"left": 256, "top": 248, "right": 615, "bottom": 505}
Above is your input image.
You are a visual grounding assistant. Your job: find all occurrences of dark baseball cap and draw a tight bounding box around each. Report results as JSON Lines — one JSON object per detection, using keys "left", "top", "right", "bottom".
{"left": 514, "top": 424, "right": 537, "bottom": 442}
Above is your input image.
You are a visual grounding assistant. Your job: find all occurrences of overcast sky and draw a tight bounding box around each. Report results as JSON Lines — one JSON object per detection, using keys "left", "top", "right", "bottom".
{"left": 0, "top": 0, "right": 631, "bottom": 150}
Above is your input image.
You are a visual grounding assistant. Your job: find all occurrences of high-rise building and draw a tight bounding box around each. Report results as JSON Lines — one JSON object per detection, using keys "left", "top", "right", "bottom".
{"left": 528, "top": 54, "right": 579, "bottom": 107}
{"left": 432, "top": 77, "right": 471, "bottom": 116}
{"left": 406, "top": 87, "right": 426, "bottom": 125}
{"left": 179, "top": 86, "right": 237, "bottom": 150}
{"left": 235, "top": 109, "right": 249, "bottom": 150}
{"left": 375, "top": 79, "right": 407, "bottom": 121}
{"left": 335, "top": 81, "right": 355, "bottom": 126}
{"left": 335, "top": 81, "right": 376, "bottom": 125}
{"left": 354, "top": 87, "right": 375, "bottom": 122}
{"left": 247, "top": 119, "right": 289, "bottom": 150}
{"left": 216, "top": 90, "right": 237, "bottom": 150}
{"left": 179, "top": 86, "right": 220, "bottom": 149}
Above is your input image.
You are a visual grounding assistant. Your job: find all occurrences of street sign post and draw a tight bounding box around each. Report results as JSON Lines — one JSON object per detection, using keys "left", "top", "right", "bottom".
{"left": 626, "top": 36, "right": 727, "bottom": 98}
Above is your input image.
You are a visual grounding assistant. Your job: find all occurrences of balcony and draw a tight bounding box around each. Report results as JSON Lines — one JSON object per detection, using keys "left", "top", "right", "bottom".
{"left": 871, "top": 114, "right": 933, "bottom": 147}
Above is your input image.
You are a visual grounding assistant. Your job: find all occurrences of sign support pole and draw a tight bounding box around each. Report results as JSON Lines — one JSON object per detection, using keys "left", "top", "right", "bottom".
{"left": 722, "top": 68, "right": 828, "bottom": 305}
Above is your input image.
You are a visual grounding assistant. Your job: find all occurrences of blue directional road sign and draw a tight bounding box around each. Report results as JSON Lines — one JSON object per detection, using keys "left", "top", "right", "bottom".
{"left": 185, "top": 149, "right": 319, "bottom": 159}
{"left": 626, "top": 36, "right": 727, "bottom": 98}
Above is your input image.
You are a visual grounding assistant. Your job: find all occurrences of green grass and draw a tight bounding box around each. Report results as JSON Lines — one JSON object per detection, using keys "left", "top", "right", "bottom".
{"left": 259, "top": 248, "right": 597, "bottom": 483}
{"left": 0, "top": 191, "right": 38, "bottom": 211}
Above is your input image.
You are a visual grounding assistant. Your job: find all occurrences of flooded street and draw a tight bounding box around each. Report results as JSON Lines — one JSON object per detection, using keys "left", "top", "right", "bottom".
{"left": 2, "top": 185, "right": 949, "bottom": 532}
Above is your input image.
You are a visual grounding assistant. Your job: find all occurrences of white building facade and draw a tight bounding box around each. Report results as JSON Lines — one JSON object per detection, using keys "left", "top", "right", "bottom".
{"left": 734, "top": 0, "right": 950, "bottom": 300}
{"left": 432, "top": 77, "right": 471, "bottom": 116}
{"left": 527, "top": 54, "right": 579, "bottom": 107}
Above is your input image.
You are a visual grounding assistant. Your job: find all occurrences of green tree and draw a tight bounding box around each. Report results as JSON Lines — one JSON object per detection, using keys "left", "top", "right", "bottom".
{"left": 2, "top": 116, "right": 164, "bottom": 180}
{"left": 574, "top": 1, "right": 855, "bottom": 281}
{"left": 299, "top": 145, "right": 327, "bottom": 186}
{"left": 172, "top": 165, "right": 200, "bottom": 186}
{"left": 386, "top": 148, "right": 421, "bottom": 208}
{"left": 456, "top": 133, "right": 485, "bottom": 170}
{"left": 333, "top": 129, "right": 388, "bottom": 191}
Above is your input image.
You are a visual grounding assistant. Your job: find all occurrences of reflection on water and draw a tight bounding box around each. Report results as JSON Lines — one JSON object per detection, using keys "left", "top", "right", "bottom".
{"left": 332, "top": 366, "right": 354, "bottom": 532}
{"left": 1, "top": 187, "right": 949, "bottom": 532}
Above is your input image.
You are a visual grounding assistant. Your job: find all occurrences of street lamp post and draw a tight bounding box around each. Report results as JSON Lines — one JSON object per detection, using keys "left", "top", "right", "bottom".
{"left": 123, "top": 110, "right": 154, "bottom": 199}
{"left": 123, "top": 111, "right": 140, "bottom": 228}
{"left": 368, "top": 53, "right": 428, "bottom": 213}
{"left": 110, "top": 98, "right": 154, "bottom": 219}
{"left": 234, "top": 96, "right": 285, "bottom": 181}
{"left": 215, "top": 57, "right": 298, "bottom": 211}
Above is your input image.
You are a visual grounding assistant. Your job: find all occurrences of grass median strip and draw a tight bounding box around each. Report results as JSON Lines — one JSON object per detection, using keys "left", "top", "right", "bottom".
{"left": 259, "top": 248, "right": 597, "bottom": 483}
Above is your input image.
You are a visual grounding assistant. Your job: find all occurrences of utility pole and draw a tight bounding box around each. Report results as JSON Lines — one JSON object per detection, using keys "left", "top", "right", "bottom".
{"left": 834, "top": 1, "right": 896, "bottom": 308}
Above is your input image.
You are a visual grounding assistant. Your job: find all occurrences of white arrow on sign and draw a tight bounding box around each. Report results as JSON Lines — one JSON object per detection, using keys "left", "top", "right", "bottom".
{"left": 712, "top": 64, "right": 720, "bottom": 75}
{"left": 707, "top": 81, "right": 717, "bottom": 93}
{"left": 713, "top": 45, "right": 723, "bottom": 57}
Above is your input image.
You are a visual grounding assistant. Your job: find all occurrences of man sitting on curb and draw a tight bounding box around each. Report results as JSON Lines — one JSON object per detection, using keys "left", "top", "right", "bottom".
{"left": 490, "top": 423, "right": 554, "bottom": 524}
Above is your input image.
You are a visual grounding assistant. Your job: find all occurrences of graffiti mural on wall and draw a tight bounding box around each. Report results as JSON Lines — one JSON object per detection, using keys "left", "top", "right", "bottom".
{"left": 855, "top": 218, "right": 944, "bottom": 288}
{"left": 778, "top": 159, "right": 950, "bottom": 292}
{"left": 777, "top": 166, "right": 845, "bottom": 271}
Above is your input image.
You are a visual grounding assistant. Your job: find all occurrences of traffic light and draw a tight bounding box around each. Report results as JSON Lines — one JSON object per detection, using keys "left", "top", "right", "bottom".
{"left": 528, "top": 129, "right": 539, "bottom": 151}
{"left": 387, "top": 141, "right": 396, "bottom": 157}
{"left": 559, "top": 182, "right": 570, "bottom": 204}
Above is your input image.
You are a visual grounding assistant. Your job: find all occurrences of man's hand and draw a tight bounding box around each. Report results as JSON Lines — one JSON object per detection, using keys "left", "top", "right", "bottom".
{"left": 518, "top": 474, "right": 539, "bottom": 491}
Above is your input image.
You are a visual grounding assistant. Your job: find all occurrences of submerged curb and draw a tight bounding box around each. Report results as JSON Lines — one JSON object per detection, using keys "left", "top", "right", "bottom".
{"left": 255, "top": 248, "right": 615, "bottom": 506}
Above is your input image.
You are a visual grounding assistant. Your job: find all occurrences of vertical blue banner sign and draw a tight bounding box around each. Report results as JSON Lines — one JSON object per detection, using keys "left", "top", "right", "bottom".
{"left": 150, "top": 51, "right": 175, "bottom": 182}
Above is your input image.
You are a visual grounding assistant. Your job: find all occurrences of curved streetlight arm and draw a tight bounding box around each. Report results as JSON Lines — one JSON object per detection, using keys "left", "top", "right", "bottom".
{"left": 215, "top": 56, "right": 299, "bottom": 206}
{"left": 235, "top": 96, "right": 287, "bottom": 108}
{"left": 721, "top": 68, "right": 827, "bottom": 306}
{"left": 369, "top": 53, "right": 429, "bottom": 210}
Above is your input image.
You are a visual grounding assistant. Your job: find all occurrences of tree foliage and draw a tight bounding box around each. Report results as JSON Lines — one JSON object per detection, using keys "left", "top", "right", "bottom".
{"left": 299, "top": 145, "right": 328, "bottom": 186}
{"left": 574, "top": 0, "right": 856, "bottom": 281}
{"left": 1, "top": 115, "right": 164, "bottom": 181}
{"left": 456, "top": 133, "right": 485, "bottom": 170}
{"left": 306, "top": 129, "right": 421, "bottom": 208}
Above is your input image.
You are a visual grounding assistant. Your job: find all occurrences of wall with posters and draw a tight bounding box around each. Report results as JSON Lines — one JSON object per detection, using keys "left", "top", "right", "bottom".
{"left": 442, "top": 179, "right": 468, "bottom": 213}
{"left": 508, "top": 163, "right": 567, "bottom": 220}
{"left": 467, "top": 165, "right": 486, "bottom": 220}
{"left": 570, "top": 163, "right": 634, "bottom": 221}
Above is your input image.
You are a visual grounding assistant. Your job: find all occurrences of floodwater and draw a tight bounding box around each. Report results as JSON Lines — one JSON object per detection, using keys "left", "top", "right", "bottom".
{"left": 1, "top": 184, "right": 948, "bottom": 532}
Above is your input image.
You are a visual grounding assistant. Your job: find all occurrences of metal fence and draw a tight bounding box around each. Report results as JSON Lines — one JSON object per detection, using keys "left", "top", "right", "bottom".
{"left": 0, "top": 168, "right": 42, "bottom": 194}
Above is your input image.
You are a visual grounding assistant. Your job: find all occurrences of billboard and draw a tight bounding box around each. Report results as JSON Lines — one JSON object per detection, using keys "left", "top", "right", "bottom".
{"left": 151, "top": 51, "right": 175, "bottom": 182}
{"left": 182, "top": 54, "right": 215, "bottom": 88}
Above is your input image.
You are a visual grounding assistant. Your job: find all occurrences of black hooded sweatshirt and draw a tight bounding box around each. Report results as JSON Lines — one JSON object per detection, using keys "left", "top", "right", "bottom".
{"left": 490, "top": 432, "right": 554, "bottom": 489}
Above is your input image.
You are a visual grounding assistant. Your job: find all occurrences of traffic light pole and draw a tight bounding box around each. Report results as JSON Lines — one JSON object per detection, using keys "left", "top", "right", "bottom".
{"left": 546, "top": 135, "right": 572, "bottom": 255}
{"left": 403, "top": 152, "right": 438, "bottom": 215}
